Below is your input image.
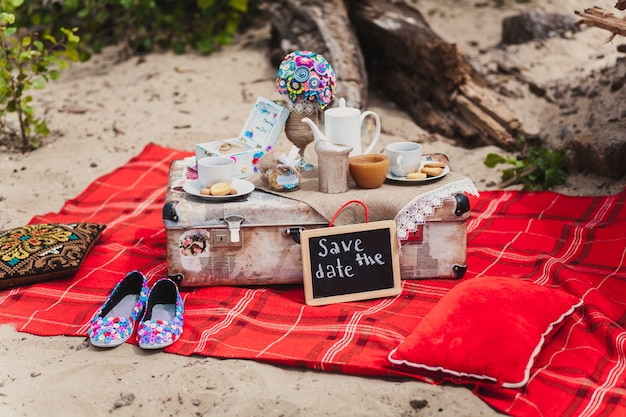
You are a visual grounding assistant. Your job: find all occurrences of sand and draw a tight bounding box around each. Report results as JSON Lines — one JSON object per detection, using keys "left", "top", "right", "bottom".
{"left": 1, "top": 0, "right": 625, "bottom": 415}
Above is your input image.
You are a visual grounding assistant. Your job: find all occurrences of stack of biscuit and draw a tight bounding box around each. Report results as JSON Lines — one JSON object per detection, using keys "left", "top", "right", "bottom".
{"left": 199, "top": 182, "right": 237, "bottom": 196}
{"left": 406, "top": 161, "right": 447, "bottom": 180}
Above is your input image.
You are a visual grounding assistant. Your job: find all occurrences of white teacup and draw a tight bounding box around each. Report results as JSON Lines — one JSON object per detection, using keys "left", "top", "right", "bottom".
{"left": 386, "top": 142, "right": 422, "bottom": 177}
{"left": 197, "top": 156, "right": 235, "bottom": 187}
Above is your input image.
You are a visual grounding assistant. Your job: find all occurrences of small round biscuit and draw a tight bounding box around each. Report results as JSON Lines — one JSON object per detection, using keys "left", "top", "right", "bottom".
{"left": 423, "top": 161, "right": 447, "bottom": 168}
{"left": 200, "top": 187, "right": 212, "bottom": 196}
{"left": 407, "top": 172, "right": 427, "bottom": 180}
{"left": 421, "top": 166, "right": 444, "bottom": 177}
{"left": 210, "top": 182, "right": 231, "bottom": 196}
{"left": 228, "top": 188, "right": 238, "bottom": 195}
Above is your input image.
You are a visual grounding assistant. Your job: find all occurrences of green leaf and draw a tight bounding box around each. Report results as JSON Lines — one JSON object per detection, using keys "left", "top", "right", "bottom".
{"left": 21, "top": 36, "right": 31, "bottom": 47}
{"left": 483, "top": 153, "right": 507, "bottom": 168}
{"left": 68, "top": 32, "right": 80, "bottom": 44}
{"left": 61, "top": 27, "right": 80, "bottom": 44}
{"left": 225, "top": 16, "right": 239, "bottom": 33}
{"left": 65, "top": 48, "right": 79, "bottom": 62}
{"left": 49, "top": 70, "right": 60, "bottom": 80}
{"left": 32, "top": 78, "right": 45, "bottom": 89}
{"left": 35, "top": 120, "right": 49, "bottom": 137}
{"left": 501, "top": 168, "right": 515, "bottom": 182}
{"left": 229, "top": 0, "right": 248, "bottom": 12}
{"left": 514, "top": 159, "right": 526, "bottom": 169}
{"left": 33, "top": 40, "right": 44, "bottom": 52}
{"left": 215, "top": 33, "right": 233, "bottom": 46}
{"left": 23, "top": 104, "right": 34, "bottom": 116}
{"left": 1, "top": 13, "right": 16, "bottom": 26}
{"left": 19, "top": 51, "right": 33, "bottom": 61}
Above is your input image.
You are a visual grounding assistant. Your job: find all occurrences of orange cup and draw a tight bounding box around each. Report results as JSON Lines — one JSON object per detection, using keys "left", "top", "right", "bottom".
{"left": 349, "top": 154, "right": 389, "bottom": 189}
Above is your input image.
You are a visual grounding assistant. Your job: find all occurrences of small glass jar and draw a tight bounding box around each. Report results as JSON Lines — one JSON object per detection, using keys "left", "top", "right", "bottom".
{"left": 269, "top": 165, "right": 301, "bottom": 192}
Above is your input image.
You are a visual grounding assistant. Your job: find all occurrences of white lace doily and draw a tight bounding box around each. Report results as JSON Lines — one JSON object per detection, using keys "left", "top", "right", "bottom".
{"left": 288, "top": 100, "right": 318, "bottom": 115}
{"left": 395, "top": 177, "right": 480, "bottom": 240}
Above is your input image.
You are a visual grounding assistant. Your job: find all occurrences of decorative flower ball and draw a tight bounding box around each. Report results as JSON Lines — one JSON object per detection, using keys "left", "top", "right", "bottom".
{"left": 276, "top": 50, "right": 336, "bottom": 109}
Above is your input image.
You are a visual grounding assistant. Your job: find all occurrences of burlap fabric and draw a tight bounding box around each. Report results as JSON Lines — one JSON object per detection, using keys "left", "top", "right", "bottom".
{"left": 250, "top": 169, "right": 478, "bottom": 228}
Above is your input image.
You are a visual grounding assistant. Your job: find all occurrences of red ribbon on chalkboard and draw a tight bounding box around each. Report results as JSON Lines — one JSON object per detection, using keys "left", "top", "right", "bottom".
{"left": 328, "top": 200, "right": 369, "bottom": 227}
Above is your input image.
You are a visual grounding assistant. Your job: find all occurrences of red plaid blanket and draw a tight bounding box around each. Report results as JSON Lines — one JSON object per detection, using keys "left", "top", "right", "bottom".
{"left": 1, "top": 143, "right": 624, "bottom": 417}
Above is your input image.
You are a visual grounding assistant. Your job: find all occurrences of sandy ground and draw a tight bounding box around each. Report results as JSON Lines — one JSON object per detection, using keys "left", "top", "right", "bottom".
{"left": 1, "top": 1, "right": 625, "bottom": 416}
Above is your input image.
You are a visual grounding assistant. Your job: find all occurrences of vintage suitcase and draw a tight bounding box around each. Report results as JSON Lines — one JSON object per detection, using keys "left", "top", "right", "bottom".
{"left": 163, "top": 159, "right": 474, "bottom": 287}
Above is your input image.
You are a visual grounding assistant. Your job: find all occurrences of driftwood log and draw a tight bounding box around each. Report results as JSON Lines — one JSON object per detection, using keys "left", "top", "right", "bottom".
{"left": 575, "top": 6, "right": 626, "bottom": 39}
{"left": 264, "top": 0, "right": 523, "bottom": 149}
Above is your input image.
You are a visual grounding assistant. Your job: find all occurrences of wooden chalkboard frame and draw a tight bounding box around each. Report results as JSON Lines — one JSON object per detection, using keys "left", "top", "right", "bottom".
{"left": 300, "top": 219, "right": 401, "bottom": 306}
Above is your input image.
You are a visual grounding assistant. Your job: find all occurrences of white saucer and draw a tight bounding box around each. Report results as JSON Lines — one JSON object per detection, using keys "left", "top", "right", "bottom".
{"left": 386, "top": 165, "right": 450, "bottom": 184}
{"left": 183, "top": 178, "right": 255, "bottom": 202}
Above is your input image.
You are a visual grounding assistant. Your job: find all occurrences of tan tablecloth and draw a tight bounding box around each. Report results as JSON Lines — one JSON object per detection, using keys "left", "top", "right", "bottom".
{"left": 250, "top": 168, "right": 479, "bottom": 237}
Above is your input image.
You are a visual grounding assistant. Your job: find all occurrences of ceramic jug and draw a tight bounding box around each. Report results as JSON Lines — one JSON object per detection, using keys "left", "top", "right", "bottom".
{"left": 302, "top": 98, "right": 381, "bottom": 158}
{"left": 325, "top": 98, "right": 381, "bottom": 157}
{"left": 314, "top": 140, "right": 353, "bottom": 194}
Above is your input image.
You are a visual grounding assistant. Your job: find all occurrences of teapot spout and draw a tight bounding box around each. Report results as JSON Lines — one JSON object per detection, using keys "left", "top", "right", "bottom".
{"left": 301, "top": 117, "right": 328, "bottom": 142}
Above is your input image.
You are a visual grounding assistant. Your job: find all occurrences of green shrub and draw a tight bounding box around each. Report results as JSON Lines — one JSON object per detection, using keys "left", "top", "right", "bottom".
{"left": 1, "top": 0, "right": 257, "bottom": 152}
{"left": 1, "top": 0, "right": 81, "bottom": 152}
{"left": 484, "top": 138, "right": 568, "bottom": 191}
{"left": 13, "top": 0, "right": 257, "bottom": 56}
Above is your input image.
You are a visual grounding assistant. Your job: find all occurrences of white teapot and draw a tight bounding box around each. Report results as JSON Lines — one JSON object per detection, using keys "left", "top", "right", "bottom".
{"left": 302, "top": 98, "right": 381, "bottom": 158}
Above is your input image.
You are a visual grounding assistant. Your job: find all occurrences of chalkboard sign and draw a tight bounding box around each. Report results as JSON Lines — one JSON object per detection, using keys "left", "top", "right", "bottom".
{"left": 300, "top": 220, "right": 401, "bottom": 306}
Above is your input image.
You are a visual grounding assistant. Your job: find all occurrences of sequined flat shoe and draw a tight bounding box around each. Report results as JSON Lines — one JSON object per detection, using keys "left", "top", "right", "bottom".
{"left": 88, "top": 271, "right": 149, "bottom": 348}
{"left": 137, "top": 278, "right": 184, "bottom": 349}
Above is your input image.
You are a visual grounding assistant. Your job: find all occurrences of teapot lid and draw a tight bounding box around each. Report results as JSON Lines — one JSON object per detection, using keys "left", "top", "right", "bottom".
{"left": 326, "top": 97, "right": 359, "bottom": 116}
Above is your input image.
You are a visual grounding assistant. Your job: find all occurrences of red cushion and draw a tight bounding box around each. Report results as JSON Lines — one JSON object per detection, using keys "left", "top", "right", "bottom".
{"left": 388, "top": 276, "right": 582, "bottom": 388}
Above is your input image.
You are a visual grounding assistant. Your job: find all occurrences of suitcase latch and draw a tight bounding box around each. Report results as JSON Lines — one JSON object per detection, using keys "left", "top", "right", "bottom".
{"left": 224, "top": 214, "right": 244, "bottom": 244}
{"left": 282, "top": 226, "right": 306, "bottom": 244}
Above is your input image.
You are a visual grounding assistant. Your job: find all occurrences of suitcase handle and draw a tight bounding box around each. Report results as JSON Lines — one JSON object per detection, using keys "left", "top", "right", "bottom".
{"left": 329, "top": 200, "right": 369, "bottom": 227}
